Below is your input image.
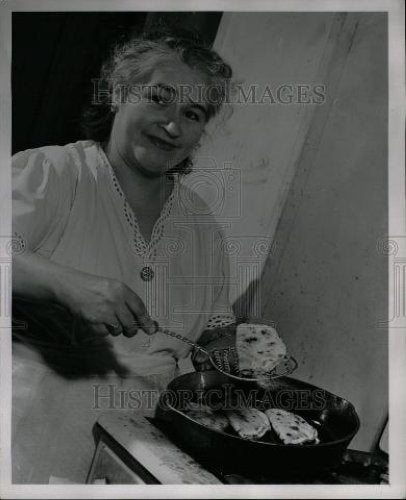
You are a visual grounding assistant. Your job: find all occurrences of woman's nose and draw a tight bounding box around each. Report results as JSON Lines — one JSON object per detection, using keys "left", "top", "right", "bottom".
{"left": 163, "top": 120, "right": 181, "bottom": 138}
{"left": 162, "top": 107, "right": 182, "bottom": 138}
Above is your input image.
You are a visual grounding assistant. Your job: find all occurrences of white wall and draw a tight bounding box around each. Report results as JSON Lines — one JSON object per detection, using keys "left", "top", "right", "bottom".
{"left": 183, "top": 12, "right": 388, "bottom": 452}
{"left": 260, "top": 13, "right": 388, "bottom": 451}
{"left": 182, "top": 12, "right": 336, "bottom": 306}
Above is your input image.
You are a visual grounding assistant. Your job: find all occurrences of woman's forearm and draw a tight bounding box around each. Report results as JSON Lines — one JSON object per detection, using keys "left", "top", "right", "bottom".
{"left": 13, "top": 251, "right": 85, "bottom": 308}
{"left": 12, "top": 251, "right": 155, "bottom": 335}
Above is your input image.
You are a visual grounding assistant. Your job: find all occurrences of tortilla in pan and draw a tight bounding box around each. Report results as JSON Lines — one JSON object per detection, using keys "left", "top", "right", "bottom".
{"left": 183, "top": 402, "right": 229, "bottom": 432}
{"left": 265, "top": 408, "right": 319, "bottom": 445}
{"left": 226, "top": 407, "right": 270, "bottom": 440}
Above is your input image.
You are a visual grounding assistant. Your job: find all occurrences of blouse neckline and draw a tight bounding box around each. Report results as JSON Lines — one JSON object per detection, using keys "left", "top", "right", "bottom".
{"left": 96, "top": 141, "right": 179, "bottom": 259}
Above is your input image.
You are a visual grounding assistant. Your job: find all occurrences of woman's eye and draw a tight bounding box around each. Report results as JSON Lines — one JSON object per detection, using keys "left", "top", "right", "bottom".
{"left": 151, "top": 94, "right": 167, "bottom": 105}
{"left": 146, "top": 89, "right": 172, "bottom": 105}
{"left": 185, "top": 109, "right": 203, "bottom": 122}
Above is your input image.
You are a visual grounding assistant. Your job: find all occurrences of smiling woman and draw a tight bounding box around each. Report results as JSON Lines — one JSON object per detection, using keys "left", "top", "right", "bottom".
{"left": 107, "top": 63, "right": 208, "bottom": 177}
{"left": 82, "top": 31, "right": 231, "bottom": 175}
{"left": 11, "top": 28, "right": 236, "bottom": 483}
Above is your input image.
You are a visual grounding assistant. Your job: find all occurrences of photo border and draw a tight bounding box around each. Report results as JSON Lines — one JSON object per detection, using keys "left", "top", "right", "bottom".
{"left": 0, "top": 0, "right": 404, "bottom": 498}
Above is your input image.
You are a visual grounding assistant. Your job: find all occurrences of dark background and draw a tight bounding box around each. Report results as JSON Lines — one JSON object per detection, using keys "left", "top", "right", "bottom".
{"left": 12, "top": 12, "right": 222, "bottom": 154}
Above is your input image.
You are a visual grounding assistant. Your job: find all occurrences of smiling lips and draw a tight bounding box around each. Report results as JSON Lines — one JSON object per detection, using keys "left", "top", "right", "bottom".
{"left": 146, "top": 135, "right": 180, "bottom": 151}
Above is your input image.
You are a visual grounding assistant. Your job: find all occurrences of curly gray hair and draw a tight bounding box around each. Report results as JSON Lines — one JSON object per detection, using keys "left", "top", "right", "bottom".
{"left": 82, "top": 28, "right": 233, "bottom": 175}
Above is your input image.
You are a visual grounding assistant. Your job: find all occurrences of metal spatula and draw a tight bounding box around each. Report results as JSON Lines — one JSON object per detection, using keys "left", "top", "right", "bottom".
{"left": 153, "top": 322, "right": 297, "bottom": 384}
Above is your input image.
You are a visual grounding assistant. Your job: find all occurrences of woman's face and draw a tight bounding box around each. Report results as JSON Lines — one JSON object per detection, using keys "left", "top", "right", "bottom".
{"left": 108, "top": 59, "right": 210, "bottom": 178}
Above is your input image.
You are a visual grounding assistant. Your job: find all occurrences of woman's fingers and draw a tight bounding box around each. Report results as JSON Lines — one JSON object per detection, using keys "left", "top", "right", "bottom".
{"left": 115, "top": 305, "right": 139, "bottom": 338}
{"left": 76, "top": 278, "right": 157, "bottom": 338}
{"left": 92, "top": 324, "right": 112, "bottom": 337}
{"left": 125, "top": 293, "right": 156, "bottom": 335}
{"left": 105, "top": 321, "right": 123, "bottom": 336}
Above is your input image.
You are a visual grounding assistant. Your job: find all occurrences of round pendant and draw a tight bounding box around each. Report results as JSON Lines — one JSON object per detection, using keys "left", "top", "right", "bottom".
{"left": 140, "top": 266, "right": 154, "bottom": 281}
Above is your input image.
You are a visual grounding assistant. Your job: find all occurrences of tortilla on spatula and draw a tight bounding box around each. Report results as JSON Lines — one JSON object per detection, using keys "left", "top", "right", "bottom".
{"left": 236, "top": 323, "right": 287, "bottom": 376}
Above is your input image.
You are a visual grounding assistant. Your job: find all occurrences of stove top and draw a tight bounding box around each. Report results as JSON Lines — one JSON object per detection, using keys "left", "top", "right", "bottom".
{"left": 149, "top": 418, "right": 388, "bottom": 485}
{"left": 90, "top": 413, "right": 388, "bottom": 485}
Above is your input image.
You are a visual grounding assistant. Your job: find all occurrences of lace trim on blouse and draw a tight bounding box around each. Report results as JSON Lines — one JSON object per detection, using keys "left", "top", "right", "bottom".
{"left": 97, "top": 143, "right": 178, "bottom": 259}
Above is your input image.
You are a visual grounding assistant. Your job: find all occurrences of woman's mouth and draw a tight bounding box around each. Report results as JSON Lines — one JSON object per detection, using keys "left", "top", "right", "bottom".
{"left": 146, "top": 135, "right": 180, "bottom": 152}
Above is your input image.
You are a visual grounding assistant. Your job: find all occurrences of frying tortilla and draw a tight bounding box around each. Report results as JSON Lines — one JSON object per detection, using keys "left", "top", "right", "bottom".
{"left": 185, "top": 401, "right": 212, "bottom": 413}
{"left": 265, "top": 408, "right": 319, "bottom": 445}
{"left": 183, "top": 403, "right": 229, "bottom": 432}
{"left": 226, "top": 407, "right": 270, "bottom": 440}
{"left": 236, "top": 323, "right": 287, "bottom": 375}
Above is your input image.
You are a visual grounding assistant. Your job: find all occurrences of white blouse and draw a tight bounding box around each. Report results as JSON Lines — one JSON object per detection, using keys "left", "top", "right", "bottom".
{"left": 12, "top": 139, "right": 236, "bottom": 376}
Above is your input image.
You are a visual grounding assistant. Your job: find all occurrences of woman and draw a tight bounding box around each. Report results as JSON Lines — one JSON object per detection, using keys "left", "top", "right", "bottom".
{"left": 12, "top": 31, "right": 236, "bottom": 483}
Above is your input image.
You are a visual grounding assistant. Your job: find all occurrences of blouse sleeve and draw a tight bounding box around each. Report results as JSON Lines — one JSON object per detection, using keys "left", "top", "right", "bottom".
{"left": 12, "top": 146, "right": 78, "bottom": 253}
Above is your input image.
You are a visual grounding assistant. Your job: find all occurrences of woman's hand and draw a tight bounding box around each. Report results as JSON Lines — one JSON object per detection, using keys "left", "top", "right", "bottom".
{"left": 61, "top": 273, "right": 156, "bottom": 338}
{"left": 13, "top": 250, "right": 156, "bottom": 338}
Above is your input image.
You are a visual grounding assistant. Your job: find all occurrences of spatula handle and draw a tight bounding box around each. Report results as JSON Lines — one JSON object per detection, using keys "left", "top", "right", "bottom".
{"left": 152, "top": 321, "right": 209, "bottom": 354}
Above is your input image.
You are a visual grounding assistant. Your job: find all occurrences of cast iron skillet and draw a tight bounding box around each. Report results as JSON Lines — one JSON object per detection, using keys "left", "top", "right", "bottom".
{"left": 155, "top": 370, "right": 360, "bottom": 479}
